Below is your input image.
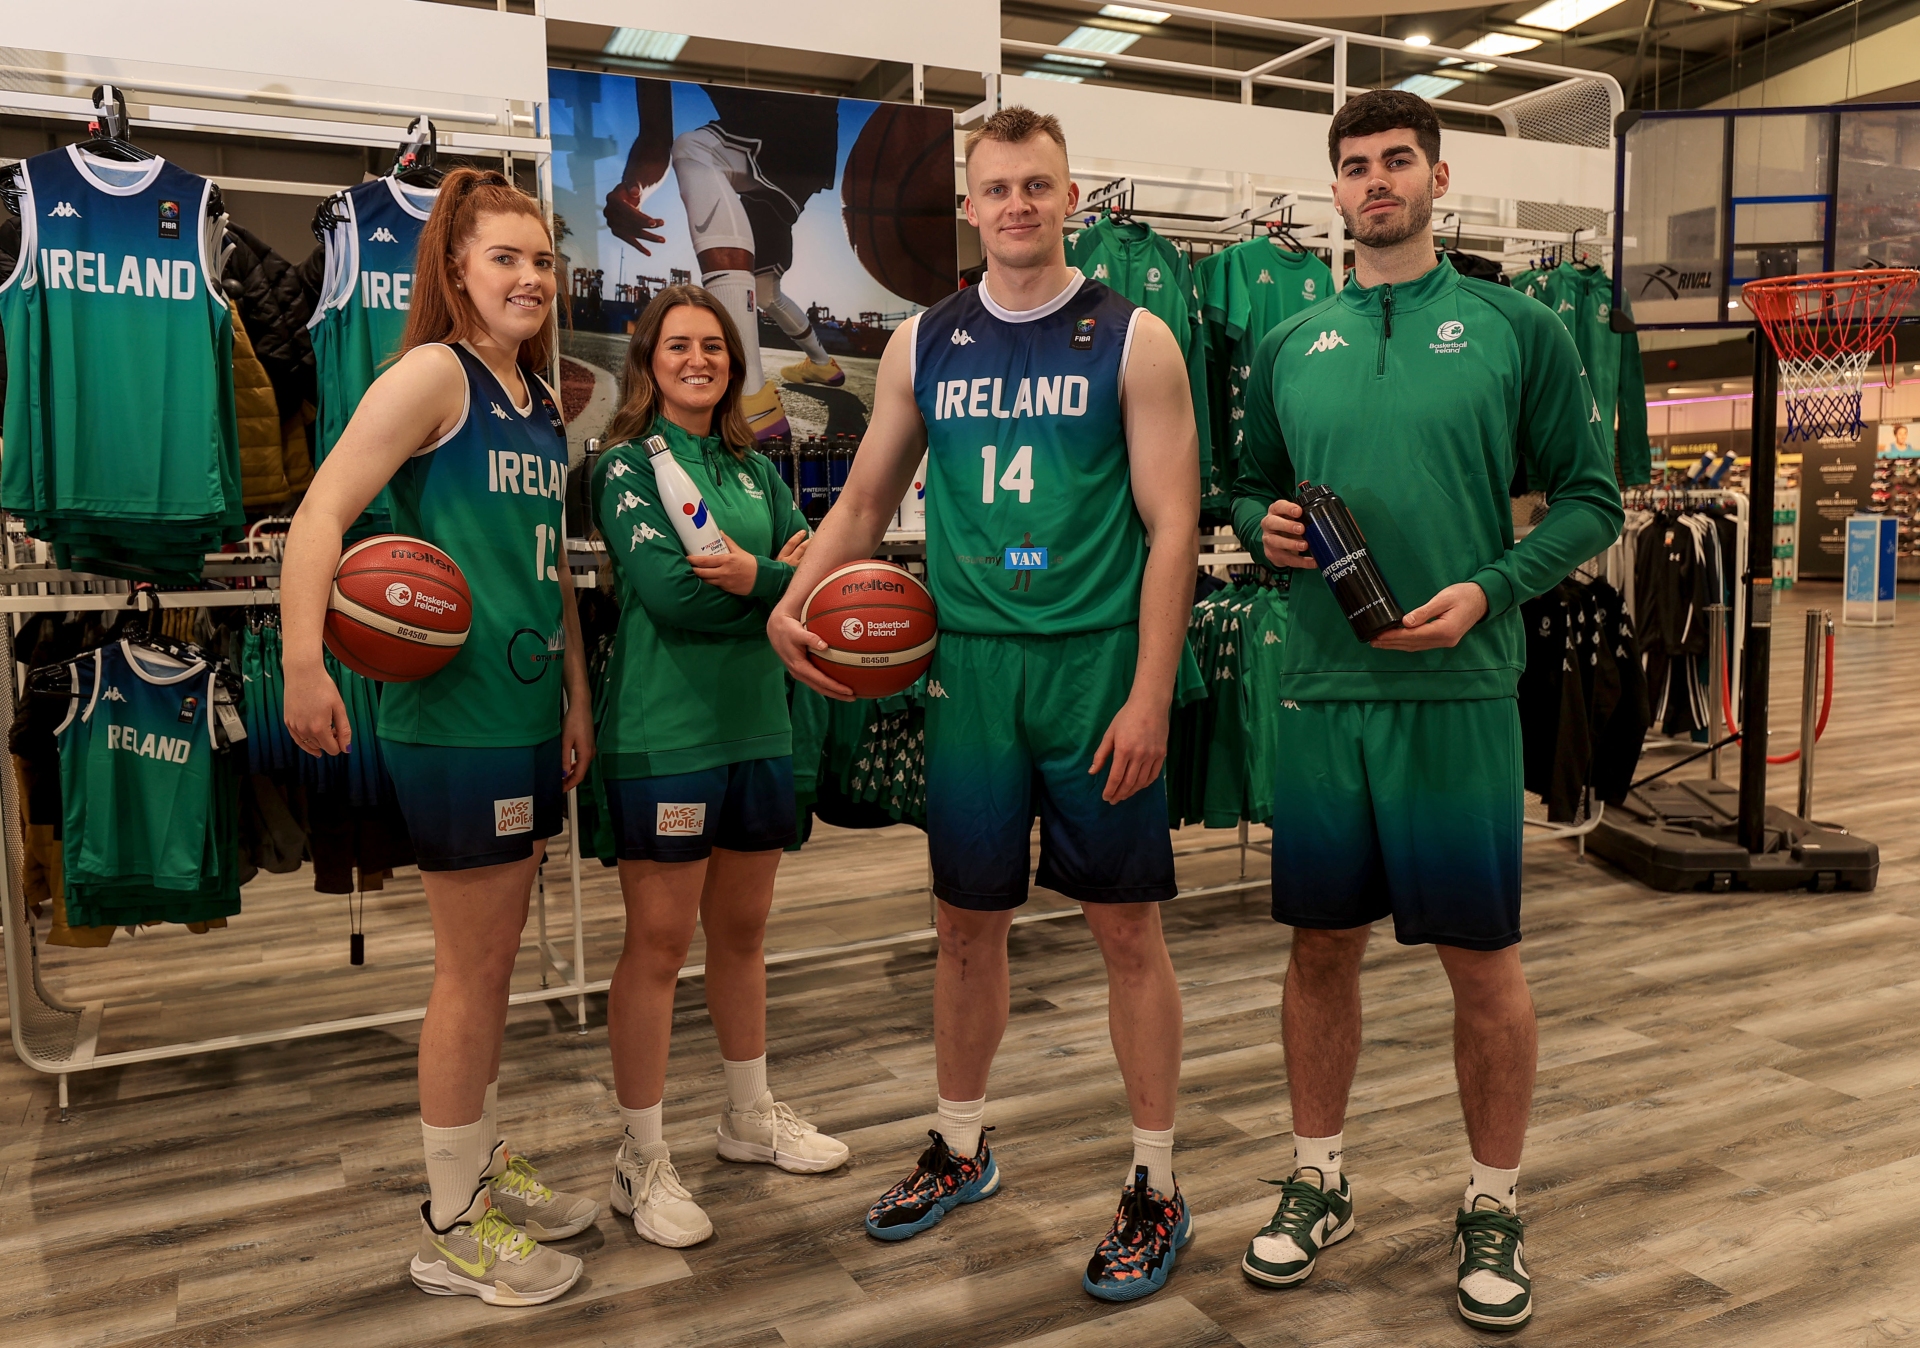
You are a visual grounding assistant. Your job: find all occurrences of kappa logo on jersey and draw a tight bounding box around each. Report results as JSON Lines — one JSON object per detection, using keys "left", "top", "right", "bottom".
{"left": 608, "top": 459, "right": 632, "bottom": 478}
{"left": 369, "top": 226, "right": 399, "bottom": 243}
{"left": 1263, "top": 629, "right": 1281, "bottom": 644}
{"left": 487, "top": 449, "right": 564, "bottom": 499}
{"left": 1306, "top": 330, "right": 1350, "bottom": 355}
{"left": 1556, "top": 298, "right": 1576, "bottom": 314}
{"left": 925, "top": 679, "right": 948, "bottom": 699}
{"left": 107, "top": 723, "right": 194, "bottom": 764}
{"left": 656, "top": 802, "right": 707, "bottom": 836}
{"left": 630, "top": 522, "right": 663, "bottom": 549}
{"left": 950, "top": 328, "right": 975, "bottom": 346}
{"left": 491, "top": 402, "right": 511, "bottom": 420}
{"left": 36, "top": 249, "right": 200, "bottom": 300}
{"left": 1091, "top": 263, "right": 1110, "bottom": 281}
{"left": 494, "top": 796, "right": 534, "bottom": 836}
{"left": 49, "top": 201, "right": 81, "bottom": 218}
{"left": 1590, "top": 399, "right": 1603, "bottom": 423}
{"left": 1257, "top": 269, "right": 1274, "bottom": 285}
{"left": 614, "top": 489, "right": 646, "bottom": 516}
{"left": 101, "top": 685, "right": 127, "bottom": 702}
{"left": 1071, "top": 316, "right": 1096, "bottom": 351}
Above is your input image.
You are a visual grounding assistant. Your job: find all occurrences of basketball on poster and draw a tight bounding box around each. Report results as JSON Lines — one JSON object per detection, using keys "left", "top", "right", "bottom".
{"left": 547, "top": 70, "right": 958, "bottom": 448}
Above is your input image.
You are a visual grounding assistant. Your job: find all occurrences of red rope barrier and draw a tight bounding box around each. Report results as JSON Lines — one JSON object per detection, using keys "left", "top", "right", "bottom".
{"left": 1720, "top": 628, "right": 1834, "bottom": 765}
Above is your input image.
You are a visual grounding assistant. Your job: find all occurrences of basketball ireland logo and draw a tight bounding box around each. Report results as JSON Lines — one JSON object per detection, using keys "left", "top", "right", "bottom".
{"left": 1437, "top": 321, "right": 1464, "bottom": 341}
{"left": 386, "top": 582, "right": 414, "bottom": 607}
{"left": 841, "top": 617, "right": 866, "bottom": 640}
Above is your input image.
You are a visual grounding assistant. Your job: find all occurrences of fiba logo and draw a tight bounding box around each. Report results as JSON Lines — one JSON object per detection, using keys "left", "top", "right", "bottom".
{"left": 386, "top": 582, "right": 414, "bottom": 607}
{"left": 841, "top": 617, "right": 866, "bottom": 641}
{"left": 1437, "top": 321, "right": 1465, "bottom": 341}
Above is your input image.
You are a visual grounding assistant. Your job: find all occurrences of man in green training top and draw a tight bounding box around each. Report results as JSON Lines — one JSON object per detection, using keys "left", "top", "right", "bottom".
{"left": 1230, "top": 90, "right": 1623, "bottom": 1331}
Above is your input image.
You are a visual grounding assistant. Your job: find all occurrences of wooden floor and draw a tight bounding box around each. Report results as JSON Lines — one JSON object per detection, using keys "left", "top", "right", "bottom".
{"left": 4, "top": 580, "right": 1918, "bottom": 1347}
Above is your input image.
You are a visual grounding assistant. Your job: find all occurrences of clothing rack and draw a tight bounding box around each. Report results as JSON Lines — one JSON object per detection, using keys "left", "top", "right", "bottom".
{"left": 1618, "top": 485, "right": 1750, "bottom": 735}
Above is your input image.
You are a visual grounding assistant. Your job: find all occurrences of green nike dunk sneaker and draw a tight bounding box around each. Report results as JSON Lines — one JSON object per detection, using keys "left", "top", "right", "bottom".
{"left": 1240, "top": 1168, "right": 1354, "bottom": 1287}
{"left": 1454, "top": 1196, "right": 1532, "bottom": 1330}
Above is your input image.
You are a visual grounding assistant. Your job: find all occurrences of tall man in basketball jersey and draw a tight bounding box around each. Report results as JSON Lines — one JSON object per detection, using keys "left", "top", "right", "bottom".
{"left": 769, "top": 107, "right": 1202, "bottom": 1302}
{"left": 1230, "top": 90, "right": 1623, "bottom": 1329}
{"left": 605, "top": 78, "right": 846, "bottom": 441}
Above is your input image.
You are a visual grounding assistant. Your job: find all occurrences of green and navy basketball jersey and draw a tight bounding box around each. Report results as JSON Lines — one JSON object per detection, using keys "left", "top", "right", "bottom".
{"left": 56, "top": 640, "right": 218, "bottom": 892}
{"left": 310, "top": 177, "right": 437, "bottom": 532}
{"left": 0, "top": 147, "right": 238, "bottom": 545}
{"left": 378, "top": 343, "right": 569, "bottom": 748}
{"left": 912, "top": 271, "right": 1145, "bottom": 635}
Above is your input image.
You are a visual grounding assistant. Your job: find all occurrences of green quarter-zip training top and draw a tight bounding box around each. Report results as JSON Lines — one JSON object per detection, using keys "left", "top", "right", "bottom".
{"left": 1231, "top": 255, "right": 1624, "bottom": 702}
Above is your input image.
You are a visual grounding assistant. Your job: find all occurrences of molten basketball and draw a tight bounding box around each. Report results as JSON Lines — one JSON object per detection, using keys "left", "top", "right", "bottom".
{"left": 841, "top": 104, "right": 959, "bottom": 307}
{"left": 323, "top": 535, "right": 471, "bottom": 682}
{"left": 802, "top": 560, "right": 937, "bottom": 699}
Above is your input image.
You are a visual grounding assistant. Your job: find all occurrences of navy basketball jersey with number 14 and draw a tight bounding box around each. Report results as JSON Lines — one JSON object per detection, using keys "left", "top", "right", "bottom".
{"left": 377, "top": 344, "right": 569, "bottom": 750}
{"left": 913, "top": 272, "right": 1145, "bottom": 636}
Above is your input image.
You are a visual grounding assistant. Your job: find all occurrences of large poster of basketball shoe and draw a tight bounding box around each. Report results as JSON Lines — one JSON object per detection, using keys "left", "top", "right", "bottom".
{"left": 548, "top": 69, "right": 957, "bottom": 450}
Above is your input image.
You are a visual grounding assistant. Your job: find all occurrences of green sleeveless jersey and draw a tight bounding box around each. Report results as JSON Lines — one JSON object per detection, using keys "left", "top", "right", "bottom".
{"left": 378, "top": 344, "right": 570, "bottom": 747}
{"left": 309, "top": 178, "right": 438, "bottom": 537}
{"left": 910, "top": 273, "right": 1146, "bottom": 635}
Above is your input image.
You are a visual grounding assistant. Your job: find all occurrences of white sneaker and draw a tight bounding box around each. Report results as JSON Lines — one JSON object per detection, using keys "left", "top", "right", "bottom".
{"left": 609, "top": 1137, "right": 713, "bottom": 1248}
{"left": 482, "top": 1141, "right": 600, "bottom": 1240}
{"left": 716, "top": 1091, "right": 851, "bottom": 1174}
{"left": 410, "top": 1185, "right": 583, "bottom": 1306}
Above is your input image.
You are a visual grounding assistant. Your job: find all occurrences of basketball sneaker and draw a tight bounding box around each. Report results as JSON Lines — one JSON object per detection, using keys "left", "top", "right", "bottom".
{"left": 1083, "top": 1164, "right": 1192, "bottom": 1302}
{"left": 716, "top": 1090, "right": 851, "bottom": 1173}
{"left": 742, "top": 382, "right": 791, "bottom": 441}
{"left": 409, "top": 1185, "right": 583, "bottom": 1306}
{"left": 609, "top": 1136, "right": 713, "bottom": 1248}
{"left": 864, "top": 1128, "right": 999, "bottom": 1241}
{"left": 1240, "top": 1167, "right": 1354, "bottom": 1287}
{"left": 780, "top": 355, "right": 846, "bottom": 387}
{"left": 481, "top": 1141, "right": 599, "bottom": 1240}
{"left": 1455, "top": 1197, "right": 1532, "bottom": 1329}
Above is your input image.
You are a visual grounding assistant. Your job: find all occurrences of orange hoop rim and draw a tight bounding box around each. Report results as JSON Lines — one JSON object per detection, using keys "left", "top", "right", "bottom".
{"left": 1741, "top": 266, "right": 1919, "bottom": 360}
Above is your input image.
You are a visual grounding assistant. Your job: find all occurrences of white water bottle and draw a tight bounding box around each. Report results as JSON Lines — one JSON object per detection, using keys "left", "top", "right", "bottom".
{"left": 898, "top": 452, "right": 928, "bottom": 531}
{"left": 646, "top": 434, "right": 727, "bottom": 557}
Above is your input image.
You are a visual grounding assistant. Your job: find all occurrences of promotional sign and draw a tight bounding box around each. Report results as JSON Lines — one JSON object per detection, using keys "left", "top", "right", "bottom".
{"left": 547, "top": 70, "right": 957, "bottom": 448}
{"left": 1800, "top": 432, "right": 1878, "bottom": 579}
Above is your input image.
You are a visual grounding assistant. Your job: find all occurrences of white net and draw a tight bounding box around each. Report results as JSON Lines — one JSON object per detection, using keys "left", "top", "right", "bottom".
{"left": 1498, "top": 79, "right": 1618, "bottom": 237}
{"left": 1777, "top": 349, "right": 1872, "bottom": 442}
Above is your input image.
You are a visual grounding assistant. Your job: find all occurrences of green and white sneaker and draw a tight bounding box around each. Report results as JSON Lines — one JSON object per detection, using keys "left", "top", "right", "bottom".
{"left": 482, "top": 1141, "right": 600, "bottom": 1240}
{"left": 1455, "top": 1196, "right": 1532, "bottom": 1330}
{"left": 1240, "top": 1168, "right": 1355, "bottom": 1287}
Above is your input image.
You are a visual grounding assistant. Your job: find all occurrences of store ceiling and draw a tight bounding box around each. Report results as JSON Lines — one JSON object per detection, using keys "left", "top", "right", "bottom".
{"left": 545, "top": 0, "right": 1920, "bottom": 114}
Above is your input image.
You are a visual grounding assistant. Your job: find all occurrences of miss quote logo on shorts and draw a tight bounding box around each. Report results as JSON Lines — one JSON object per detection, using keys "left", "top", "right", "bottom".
{"left": 495, "top": 796, "right": 534, "bottom": 836}
{"left": 656, "top": 803, "right": 707, "bottom": 836}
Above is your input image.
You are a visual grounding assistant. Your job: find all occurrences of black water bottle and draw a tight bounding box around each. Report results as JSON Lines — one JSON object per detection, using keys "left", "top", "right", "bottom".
{"left": 1298, "top": 482, "right": 1405, "bottom": 643}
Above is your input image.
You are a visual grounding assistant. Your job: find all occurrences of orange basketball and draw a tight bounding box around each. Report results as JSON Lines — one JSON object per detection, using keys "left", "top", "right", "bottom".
{"left": 323, "top": 535, "right": 471, "bottom": 682}
{"left": 801, "top": 560, "right": 937, "bottom": 699}
{"left": 840, "top": 104, "right": 960, "bottom": 307}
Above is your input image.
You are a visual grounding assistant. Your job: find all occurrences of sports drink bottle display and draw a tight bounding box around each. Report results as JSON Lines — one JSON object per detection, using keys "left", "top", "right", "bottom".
{"left": 897, "top": 452, "right": 928, "bottom": 532}
{"left": 1297, "top": 482, "right": 1404, "bottom": 642}
{"left": 645, "top": 435, "right": 728, "bottom": 557}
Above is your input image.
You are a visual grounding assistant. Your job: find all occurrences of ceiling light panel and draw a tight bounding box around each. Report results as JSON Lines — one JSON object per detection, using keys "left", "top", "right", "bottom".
{"left": 1059, "top": 26, "right": 1144, "bottom": 56}
{"left": 1514, "top": 0, "right": 1627, "bottom": 32}
{"left": 1098, "top": 4, "right": 1171, "bottom": 20}
{"left": 1396, "top": 74, "right": 1464, "bottom": 98}
{"left": 604, "top": 28, "right": 690, "bottom": 61}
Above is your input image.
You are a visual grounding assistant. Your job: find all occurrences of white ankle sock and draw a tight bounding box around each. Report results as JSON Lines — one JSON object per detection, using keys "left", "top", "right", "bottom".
{"left": 1465, "top": 1158, "right": 1520, "bottom": 1213}
{"left": 701, "top": 269, "right": 765, "bottom": 394}
{"left": 936, "top": 1095, "right": 986, "bottom": 1157}
{"left": 1130, "top": 1125, "right": 1176, "bottom": 1196}
{"left": 1293, "top": 1131, "right": 1344, "bottom": 1190}
{"left": 762, "top": 287, "right": 832, "bottom": 363}
{"left": 722, "top": 1054, "right": 769, "bottom": 1114}
{"left": 620, "top": 1100, "right": 664, "bottom": 1149}
{"left": 421, "top": 1117, "right": 490, "bottom": 1229}
{"left": 480, "top": 1079, "right": 500, "bottom": 1161}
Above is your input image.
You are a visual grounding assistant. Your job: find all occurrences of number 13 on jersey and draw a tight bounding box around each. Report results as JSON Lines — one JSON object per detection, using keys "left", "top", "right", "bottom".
{"left": 981, "top": 444, "right": 1035, "bottom": 504}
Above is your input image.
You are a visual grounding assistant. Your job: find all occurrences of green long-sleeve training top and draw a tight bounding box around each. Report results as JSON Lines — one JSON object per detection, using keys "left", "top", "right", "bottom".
{"left": 1231, "top": 256, "right": 1624, "bottom": 702}
{"left": 590, "top": 417, "right": 810, "bottom": 778}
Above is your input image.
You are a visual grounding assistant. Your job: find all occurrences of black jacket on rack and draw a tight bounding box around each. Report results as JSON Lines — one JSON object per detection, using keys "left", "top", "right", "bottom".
{"left": 221, "top": 222, "right": 319, "bottom": 415}
{"left": 1518, "top": 577, "right": 1649, "bottom": 821}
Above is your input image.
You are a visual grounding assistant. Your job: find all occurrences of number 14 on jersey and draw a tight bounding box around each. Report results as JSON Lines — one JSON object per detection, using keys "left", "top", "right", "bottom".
{"left": 981, "top": 445, "right": 1034, "bottom": 504}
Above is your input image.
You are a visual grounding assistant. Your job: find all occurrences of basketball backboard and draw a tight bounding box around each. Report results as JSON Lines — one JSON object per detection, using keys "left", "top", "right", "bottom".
{"left": 1616, "top": 101, "right": 1920, "bottom": 329}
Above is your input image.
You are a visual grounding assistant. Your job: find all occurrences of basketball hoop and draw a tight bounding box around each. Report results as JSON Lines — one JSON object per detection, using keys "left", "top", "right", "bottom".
{"left": 1743, "top": 268, "right": 1919, "bottom": 442}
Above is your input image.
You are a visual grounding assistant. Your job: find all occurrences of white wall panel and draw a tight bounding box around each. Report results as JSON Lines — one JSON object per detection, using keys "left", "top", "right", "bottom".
{"left": 0, "top": 0, "right": 547, "bottom": 104}
{"left": 1007, "top": 76, "right": 1615, "bottom": 210}
{"left": 545, "top": 0, "right": 1001, "bottom": 74}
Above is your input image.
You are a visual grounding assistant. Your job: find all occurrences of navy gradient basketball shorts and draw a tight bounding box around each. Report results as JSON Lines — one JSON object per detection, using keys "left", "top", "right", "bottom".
{"left": 382, "top": 735, "right": 564, "bottom": 872}
{"left": 604, "top": 757, "right": 797, "bottom": 863}
{"left": 1270, "top": 698, "right": 1524, "bottom": 950}
{"left": 926, "top": 628, "right": 1175, "bottom": 911}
